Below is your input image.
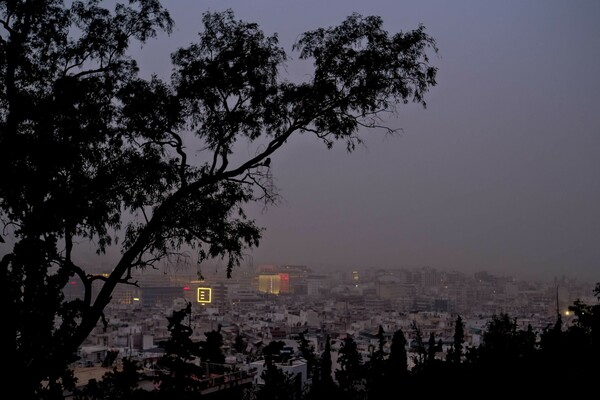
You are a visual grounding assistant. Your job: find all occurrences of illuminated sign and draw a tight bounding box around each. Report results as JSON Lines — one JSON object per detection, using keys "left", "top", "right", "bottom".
{"left": 197, "top": 287, "right": 212, "bottom": 303}
{"left": 279, "top": 273, "right": 290, "bottom": 293}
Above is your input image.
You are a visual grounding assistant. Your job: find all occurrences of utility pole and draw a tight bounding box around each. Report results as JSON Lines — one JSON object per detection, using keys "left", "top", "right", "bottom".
{"left": 556, "top": 284, "right": 560, "bottom": 318}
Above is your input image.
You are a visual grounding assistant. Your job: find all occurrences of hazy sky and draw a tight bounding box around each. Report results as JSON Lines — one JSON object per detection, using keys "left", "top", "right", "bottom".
{"left": 5, "top": 1, "right": 600, "bottom": 283}
{"left": 146, "top": 0, "right": 597, "bottom": 283}
{"left": 134, "top": 0, "right": 599, "bottom": 283}
{"left": 95, "top": 0, "right": 600, "bottom": 283}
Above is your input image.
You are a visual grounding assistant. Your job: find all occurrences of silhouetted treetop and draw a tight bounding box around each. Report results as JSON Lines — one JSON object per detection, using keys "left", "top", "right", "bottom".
{"left": 0, "top": 2, "right": 438, "bottom": 397}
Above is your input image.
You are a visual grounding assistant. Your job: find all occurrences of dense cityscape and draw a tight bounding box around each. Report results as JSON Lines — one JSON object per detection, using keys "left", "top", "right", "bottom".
{"left": 68, "top": 263, "right": 598, "bottom": 396}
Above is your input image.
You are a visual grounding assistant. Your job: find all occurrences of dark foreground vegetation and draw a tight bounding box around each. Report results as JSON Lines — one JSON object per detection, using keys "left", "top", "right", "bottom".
{"left": 73, "top": 283, "right": 600, "bottom": 400}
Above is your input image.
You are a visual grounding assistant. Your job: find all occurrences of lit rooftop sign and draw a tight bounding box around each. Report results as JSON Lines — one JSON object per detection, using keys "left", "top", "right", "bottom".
{"left": 197, "top": 287, "right": 212, "bottom": 303}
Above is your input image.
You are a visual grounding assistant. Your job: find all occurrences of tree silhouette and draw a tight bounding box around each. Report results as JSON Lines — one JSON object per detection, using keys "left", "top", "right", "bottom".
{"left": 426, "top": 332, "right": 437, "bottom": 364}
{"left": 295, "top": 329, "right": 323, "bottom": 398}
{"left": 388, "top": 328, "right": 409, "bottom": 378}
{"left": 409, "top": 321, "right": 427, "bottom": 372}
{"left": 154, "top": 302, "right": 203, "bottom": 398}
{"left": 446, "top": 314, "right": 464, "bottom": 364}
{"left": 463, "top": 313, "right": 537, "bottom": 395}
{"left": 306, "top": 334, "right": 337, "bottom": 399}
{"left": 199, "top": 324, "right": 226, "bottom": 364}
{"left": 548, "top": 283, "right": 600, "bottom": 393}
{"left": 0, "top": 2, "right": 438, "bottom": 396}
{"left": 235, "top": 333, "right": 248, "bottom": 355}
{"left": 255, "top": 360, "right": 298, "bottom": 400}
{"left": 365, "top": 326, "right": 387, "bottom": 400}
{"left": 73, "top": 357, "right": 146, "bottom": 400}
{"left": 262, "top": 340, "right": 287, "bottom": 363}
{"left": 296, "top": 330, "right": 317, "bottom": 380}
{"left": 335, "top": 335, "right": 364, "bottom": 400}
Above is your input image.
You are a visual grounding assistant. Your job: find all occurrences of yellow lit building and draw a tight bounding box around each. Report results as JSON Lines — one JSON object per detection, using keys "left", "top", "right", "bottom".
{"left": 258, "top": 273, "right": 282, "bottom": 294}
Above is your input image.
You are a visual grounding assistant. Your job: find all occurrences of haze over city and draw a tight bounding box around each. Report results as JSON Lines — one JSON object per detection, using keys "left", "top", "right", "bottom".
{"left": 155, "top": 1, "right": 600, "bottom": 283}
{"left": 4, "top": 0, "right": 600, "bottom": 284}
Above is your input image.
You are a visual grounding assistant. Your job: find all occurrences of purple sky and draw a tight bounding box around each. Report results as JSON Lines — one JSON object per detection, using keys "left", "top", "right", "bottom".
{"left": 6, "top": 1, "right": 600, "bottom": 283}
{"left": 117, "top": 0, "right": 600, "bottom": 282}
{"left": 143, "top": 0, "right": 599, "bottom": 283}
{"left": 168, "top": 0, "right": 597, "bottom": 283}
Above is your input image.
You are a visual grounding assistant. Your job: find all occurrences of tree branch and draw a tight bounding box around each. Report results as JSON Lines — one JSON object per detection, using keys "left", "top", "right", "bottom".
{"left": 167, "top": 129, "right": 188, "bottom": 187}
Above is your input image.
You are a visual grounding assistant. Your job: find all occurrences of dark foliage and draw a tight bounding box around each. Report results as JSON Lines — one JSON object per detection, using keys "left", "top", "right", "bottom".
{"left": 335, "top": 335, "right": 364, "bottom": 400}
{"left": 199, "top": 324, "right": 226, "bottom": 364}
{"left": 154, "top": 302, "right": 203, "bottom": 397}
{"left": 73, "top": 357, "right": 146, "bottom": 400}
{"left": 0, "top": 2, "right": 437, "bottom": 397}
{"left": 69, "top": 285, "right": 600, "bottom": 399}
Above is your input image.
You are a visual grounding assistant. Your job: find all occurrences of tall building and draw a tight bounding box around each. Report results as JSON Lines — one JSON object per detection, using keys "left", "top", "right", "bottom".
{"left": 352, "top": 270, "right": 360, "bottom": 287}
{"left": 258, "top": 272, "right": 282, "bottom": 294}
{"left": 280, "top": 265, "right": 311, "bottom": 294}
{"left": 255, "top": 264, "right": 312, "bottom": 295}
